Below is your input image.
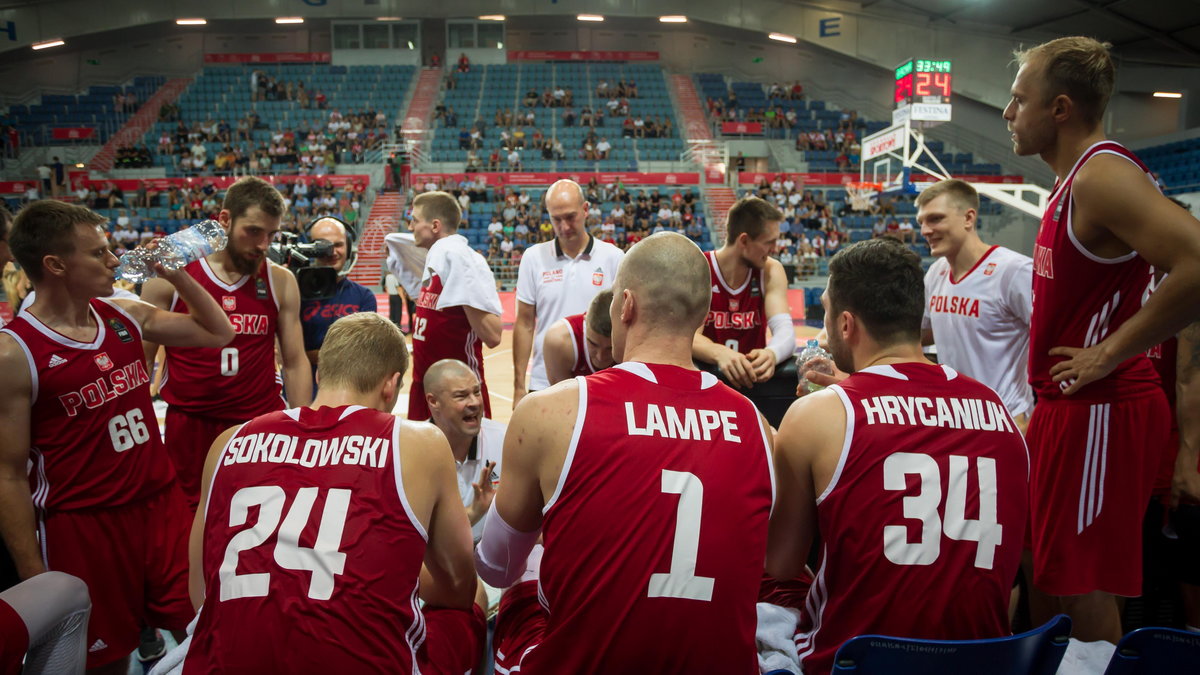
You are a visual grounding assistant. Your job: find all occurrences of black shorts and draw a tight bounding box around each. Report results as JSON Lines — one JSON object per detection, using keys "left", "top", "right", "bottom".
{"left": 1171, "top": 504, "right": 1200, "bottom": 586}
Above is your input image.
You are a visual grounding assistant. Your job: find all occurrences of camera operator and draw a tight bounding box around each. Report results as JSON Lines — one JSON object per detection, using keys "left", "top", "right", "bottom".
{"left": 301, "top": 217, "right": 377, "bottom": 372}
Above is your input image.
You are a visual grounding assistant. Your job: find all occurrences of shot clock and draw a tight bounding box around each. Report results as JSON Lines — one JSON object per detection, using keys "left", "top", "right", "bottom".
{"left": 893, "top": 58, "right": 952, "bottom": 125}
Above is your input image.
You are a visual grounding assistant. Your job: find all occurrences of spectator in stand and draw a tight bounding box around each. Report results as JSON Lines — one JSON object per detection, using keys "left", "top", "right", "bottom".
{"left": 457, "top": 53, "right": 470, "bottom": 73}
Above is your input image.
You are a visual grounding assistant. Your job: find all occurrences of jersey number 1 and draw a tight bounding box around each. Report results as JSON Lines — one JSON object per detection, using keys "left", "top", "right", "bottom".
{"left": 647, "top": 470, "right": 715, "bottom": 602}
{"left": 219, "top": 486, "right": 351, "bottom": 602}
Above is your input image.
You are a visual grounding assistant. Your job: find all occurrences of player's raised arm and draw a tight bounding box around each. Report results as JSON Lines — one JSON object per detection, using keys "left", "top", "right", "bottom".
{"left": 271, "top": 264, "right": 313, "bottom": 407}
{"left": 117, "top": 263, "right": 234, "bottom": 349}
{"left": 407, "top": 423, "right": 477, "bottom": 610}
{"left": 0, "top": 336, "right": 45, "bottom": 580}
{"left": 766, "top": 392, "right": 837, "bottom": 580}
{"left": 747, "top": 257, "right": 795, "bottom": 382}
{"left": 1050, "top": 159, "right": 1200, "bottom": 393}
{"left": 541, "top": 319, "right": 574, "bottom": 386}
{"left": 189, "top": 424, "right": 242, "bottom": 610}
{"left": 1172, "top": 321, "right": 1200, "bottom": 507}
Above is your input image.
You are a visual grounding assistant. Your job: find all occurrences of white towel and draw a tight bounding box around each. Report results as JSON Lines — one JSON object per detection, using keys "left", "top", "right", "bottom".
{"left": 148, "top": 612, "right": 200, "bottom": 675}
{"left": 1056, "top": 638, "right": 1116, "bottom": 675}
{"left": 384, "top": 232, "right": 427, "bottom": 299}
{"left": 756, "top": 602, "right": 802, "bottom": 674}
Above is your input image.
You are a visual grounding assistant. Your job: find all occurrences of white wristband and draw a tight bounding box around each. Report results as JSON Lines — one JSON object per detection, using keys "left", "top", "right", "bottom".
{"left": 474, "top": 500, "right": 542, "bottom": 588}
{"left": 767, "top": 313, "right": 795, "bottom": 366}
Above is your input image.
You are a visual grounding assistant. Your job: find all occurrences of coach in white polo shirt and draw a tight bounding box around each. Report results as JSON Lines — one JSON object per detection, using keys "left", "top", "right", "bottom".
{"left": 512, "top": 179, "right": 624, "bottom": 407}
{"left": 917, "top": 179, "right": 1034, "bottom": 431}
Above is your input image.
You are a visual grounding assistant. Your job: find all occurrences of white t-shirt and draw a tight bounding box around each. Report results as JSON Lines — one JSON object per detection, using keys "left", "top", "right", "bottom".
{"left": 922, "top": 246, "right": 1034, "bottom": 417}
{"left": 516, "top": 236, "right": 624, "bottom": 390}
{"left": 456, "top": 418, "right": 505, "bottom": 542}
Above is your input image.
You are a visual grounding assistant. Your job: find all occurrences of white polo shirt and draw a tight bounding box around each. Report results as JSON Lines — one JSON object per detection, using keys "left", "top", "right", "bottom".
{"left": 517, "top": 235, "right": 624, "bottom": 390}
{"left": 922, "top": 246, "right": 1034, "bottom": 417}
{"left": 455, "top": 417, "right": 505, "bottom": 542}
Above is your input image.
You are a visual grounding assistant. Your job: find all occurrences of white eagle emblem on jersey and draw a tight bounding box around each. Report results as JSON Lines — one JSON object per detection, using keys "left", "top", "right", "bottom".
{"left": 94, "top": 353, "right": 113, "bottom": 371}
{"left": 730, "top": 299, "right": 740, "bottom": 312}
{"left": 222, "top": 295, "right": 237, "bottom": 312}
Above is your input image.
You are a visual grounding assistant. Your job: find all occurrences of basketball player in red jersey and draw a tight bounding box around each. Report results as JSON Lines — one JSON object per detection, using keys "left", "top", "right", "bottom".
{"left": 1004, "top": 37, "right": 1200, "bottom": 641}
{"left": 141, "top": 176, "right": 312, "bottom": 510}
{"left": 542, "top": 289, "right": 614, "bottom": 385}
{"left": 407, "top": 191, "right": 502, "bottom": 421}
{"left": 693, "top": 197, "right": 795, "bottom": 389}
{"left": 185, "top": 313, "right": 484, "bottom": 672}
{"left": 477, "top": 232, "right": 775, "bottom": 674}
{"left": 0, "top": 200, "right": 234, "bottom": 673}
{"left": 768, "top": 239, "right": 1029, "bottom": 675}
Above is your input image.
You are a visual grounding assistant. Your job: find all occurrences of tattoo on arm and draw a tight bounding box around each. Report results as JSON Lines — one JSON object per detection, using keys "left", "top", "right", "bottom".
{"left": 1182, "top": 321, "right": 1200, "bottom": 376}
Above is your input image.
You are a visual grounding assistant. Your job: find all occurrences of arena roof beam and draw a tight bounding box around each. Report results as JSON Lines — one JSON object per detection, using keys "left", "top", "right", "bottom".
{"left": 1061, "top": 0, "right": 1200, "bottom": 60}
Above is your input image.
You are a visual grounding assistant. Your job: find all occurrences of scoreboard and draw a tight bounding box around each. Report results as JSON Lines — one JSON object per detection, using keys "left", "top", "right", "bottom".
{"left": 893, "top": 58, "right": 952, "bottom": 125}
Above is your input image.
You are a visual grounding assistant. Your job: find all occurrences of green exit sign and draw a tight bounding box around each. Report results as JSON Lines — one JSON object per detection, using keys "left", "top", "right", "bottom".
{"left": 915, "top": 59, "right": 952, "bottom": 73}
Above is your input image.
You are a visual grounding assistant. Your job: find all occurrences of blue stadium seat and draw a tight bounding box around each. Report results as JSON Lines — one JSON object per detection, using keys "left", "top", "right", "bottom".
{"left": 1102, "top": 626, "right": 1200, "bottom": 674}
{"left": 830, "top": 614, "right": 1071, "bottom": 675}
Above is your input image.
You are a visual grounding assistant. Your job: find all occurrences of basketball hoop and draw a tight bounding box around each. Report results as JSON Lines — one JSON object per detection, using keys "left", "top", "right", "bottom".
{"left": 846, "top": 182, "right": 882, "bottom": 212}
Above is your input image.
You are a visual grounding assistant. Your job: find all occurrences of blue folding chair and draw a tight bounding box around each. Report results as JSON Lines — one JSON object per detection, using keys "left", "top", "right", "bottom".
{"left": 1103, "top": 626, "right": 1200, "bottom": 674}
{"left": 831, "top": 614, "right": 1071, "bottom": 675}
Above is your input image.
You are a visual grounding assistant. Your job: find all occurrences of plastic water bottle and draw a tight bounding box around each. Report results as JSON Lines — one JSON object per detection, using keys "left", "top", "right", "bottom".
{"left": 116, "top": 220, "right": 227, "bottom": 283}
{"left": 796, "top": 338, "right": 835, "bottom": 393}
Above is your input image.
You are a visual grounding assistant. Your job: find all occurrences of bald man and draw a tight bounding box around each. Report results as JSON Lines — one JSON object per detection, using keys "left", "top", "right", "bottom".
{"left": 478, "top": 232, "right": 775, "bottom": 674}
{"left": 425, "top": 359, "right": 505, "bottom": 542}
{"left": 300, "top": 217, "right": 377, "bottom": 370}
{"left": 512, "top": 179, "right": 623, "bottom": 408}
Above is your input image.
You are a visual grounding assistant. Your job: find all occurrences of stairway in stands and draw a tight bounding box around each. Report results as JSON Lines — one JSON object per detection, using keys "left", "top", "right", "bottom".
{"left": 88, "top": 78, "right": 192, "bottom": 172}
{"left": 400, "top": 68, "right": 443, "bottom": 164}
{"left": 348, "top": 191, "right": 406, "bottom": 288}
{"left": 670, "top": 74, "right": 734, "bottom": 242}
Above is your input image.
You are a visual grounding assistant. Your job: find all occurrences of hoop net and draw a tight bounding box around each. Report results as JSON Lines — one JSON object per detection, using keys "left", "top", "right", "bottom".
{"left": 847, "top": 182, "right": 882, "bottom": 211}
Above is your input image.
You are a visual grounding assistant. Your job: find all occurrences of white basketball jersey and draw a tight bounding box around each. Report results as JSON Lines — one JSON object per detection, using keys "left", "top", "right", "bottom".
{"left": 923, "top": 246, "right": 1035, "bottom": 417}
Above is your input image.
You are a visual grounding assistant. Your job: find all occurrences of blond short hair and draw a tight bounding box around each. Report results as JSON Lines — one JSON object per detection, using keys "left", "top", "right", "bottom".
{"left": 1015, "top": 36, "right": 1114, "bottom": 126}
{"left": 916, "top": 179, "right": 979, "bottom": 213}
{"left": 316, "top": 313, "right": 409, "bottom": 392}
{"left": 412, "top": 191, "right": 462, "bottom": 232}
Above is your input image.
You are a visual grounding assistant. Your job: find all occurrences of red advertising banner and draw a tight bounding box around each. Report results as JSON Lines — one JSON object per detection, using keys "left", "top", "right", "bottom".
{"left": 721, "top": 122, "right": 764, "bottom": 135}
{"left": 204, "top": 52, "right": 332, "bottom": 64}
{"left": 507, "top": 50, "right": 659, "bottom": 62}
{"left": 0, "top": 181, "right": 34, "bottom": 194}
{"left": 736, "top": 172, "right": 1026, "bottom": 186}
{"left": 412, "top": 172, "right": 700, "bottom": 187}
{"left": 51, "top": 127, "right": 96, "bottom": 140}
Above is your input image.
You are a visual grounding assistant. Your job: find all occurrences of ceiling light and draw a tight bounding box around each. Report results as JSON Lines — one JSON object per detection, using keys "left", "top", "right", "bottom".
{"left": 1153, "top": 91, "right": 1182, "bottom": 99}
{"left": 176, "top": 19, "right": 207, "bottom": 26}
{"left": 275, "top": 17, "right": 304, "bottom": 24}
{"left": 376, "top": 17, "right": 403, "bottom": 22}
{"left": 479, "top": 15, "right": 506, "bottom": 21}
{"left": 659, "top": 16, "right": 688, "bottom": 23}
{"left": 577, "top": 14, "right": 605, "bottom": 22}
{"left": 768, "top": 32, "right": 797, "bottom": 44}
{"left": 32, "top": 39, "right": 65, "bottom": 50}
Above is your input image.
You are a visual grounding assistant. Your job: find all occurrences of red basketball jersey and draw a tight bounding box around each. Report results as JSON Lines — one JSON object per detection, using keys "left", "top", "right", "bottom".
{"left": 186, "top": 406, "right": 428, "bottom": 673}
{"left": 160, "top": 258, "right": 285, "bottom": 419}
{"left": 1, "top": 299, "right": 175, "bottom": 512}
{"left": 563, "top": 313, "right": 597, "bottom": 377}
{"left": 1029, "top": 141, "right": 1161, "bottom": 401}
{"left": 520, "top": 362, "right": 774, "bottom": 674}
{"left": 409, "top": 269, "right": 491, "bottom": 417}
{"left": 797, "top": 363, "right": 1029, "bottom": 675}
{"left": 701, "top": 251, "right": 767, "bottom": 354}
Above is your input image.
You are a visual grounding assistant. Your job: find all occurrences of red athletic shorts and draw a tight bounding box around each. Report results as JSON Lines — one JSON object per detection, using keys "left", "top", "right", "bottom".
{"left": 165, "top": 407, "right": 244, "bottom": 510}
{"left": 1026, "top": 390, "right": 1170, "bottom": 597}
{"left": 493, "top": 581, "right": 547, "bottom": 671}
{"left": 0, "top": 599, "right": 27, "bottom": 675}
{"left": 419, "top": 603, "right": 488, "bottom": 674}
{"left": 41, "top": 485, "right": 194, "bottom": 669}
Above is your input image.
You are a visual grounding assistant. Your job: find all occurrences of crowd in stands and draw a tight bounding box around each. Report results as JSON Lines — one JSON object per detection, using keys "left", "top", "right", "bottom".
{"left": 745, "top": 175, "right": 852, "bottom": 280}
{"left": 250, "top": 70, "right": 328, "bottom": 108}
{"left": 153, "top": 107, "right": 389, "bottom": 176}
{"left": 114, "top": 145, "right": 154, "bottom": 169}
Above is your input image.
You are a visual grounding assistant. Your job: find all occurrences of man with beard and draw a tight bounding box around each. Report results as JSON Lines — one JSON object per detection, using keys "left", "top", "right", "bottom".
{"left": 692, "top": 197, "right": 795, "bottom": 389}
{"left": 424, "top": 359, "right": 504, "bottom": 542}
{"left": 142, "top": 176, "right": 312, "bottom": 510}
{"left": 767, "top": 239, "right": 1029, "bottom": 675}
{"left": 299, "top": 217, "right": 376, "bottom": 376}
